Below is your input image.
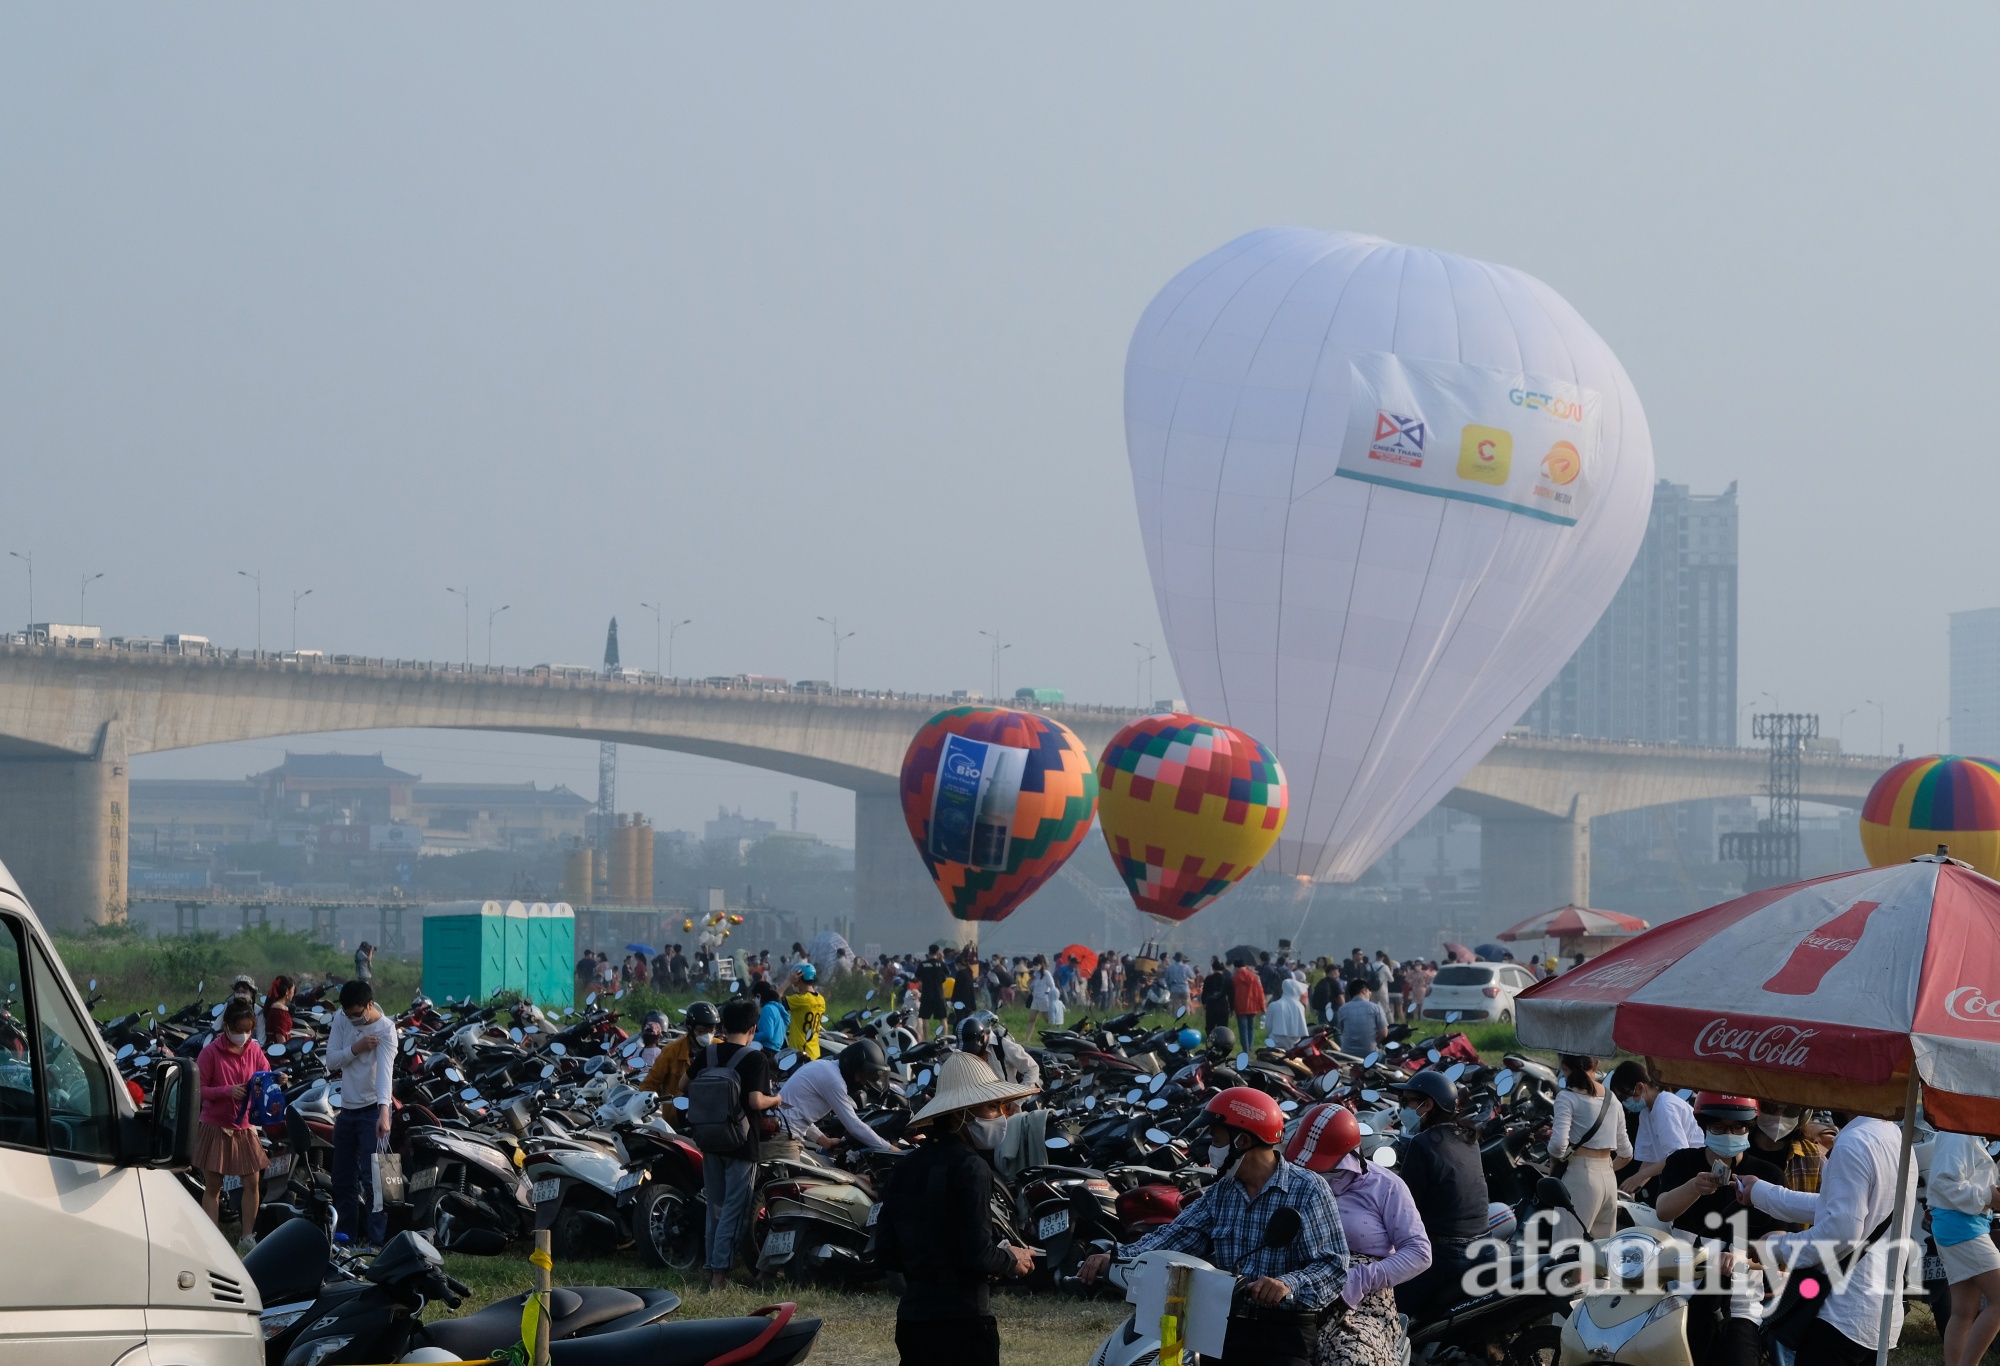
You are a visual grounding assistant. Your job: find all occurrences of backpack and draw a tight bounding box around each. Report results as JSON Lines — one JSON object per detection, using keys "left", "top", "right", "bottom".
{"left": 237, "top": 1070, "right": 287, "bottom": 1128}
{"left": 684, "top": 1043, "right": 757, "bottom": 1153}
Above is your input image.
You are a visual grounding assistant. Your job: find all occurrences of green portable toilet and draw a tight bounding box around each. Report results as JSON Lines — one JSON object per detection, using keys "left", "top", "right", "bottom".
{"left": 502, "top": 901, "right": 529, "bottom": 997}
{"left": 421, "top": 901, "right": 506, "bottom": 1002}
{"left": 530, "top": 902, "right": 577, "bottom": 1004}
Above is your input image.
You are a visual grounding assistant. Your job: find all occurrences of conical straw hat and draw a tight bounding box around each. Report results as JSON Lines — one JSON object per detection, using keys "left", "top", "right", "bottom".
{"left": 910, "top": 1050, "right": 1040, "bottom": 1125}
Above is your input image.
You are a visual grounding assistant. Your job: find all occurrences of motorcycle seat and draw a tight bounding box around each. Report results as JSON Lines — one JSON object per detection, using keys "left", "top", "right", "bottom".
{"left": 547, "top": 1315, "right": 823, "bottom": 1366}
{"left": 424, "top": 1286, "right": 649, "bottom": 1356}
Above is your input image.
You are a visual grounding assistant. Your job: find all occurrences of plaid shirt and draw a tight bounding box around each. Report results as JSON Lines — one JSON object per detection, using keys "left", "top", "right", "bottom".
{"left": 1119, "top": 1157, "right": 1350, "bottom": 1311}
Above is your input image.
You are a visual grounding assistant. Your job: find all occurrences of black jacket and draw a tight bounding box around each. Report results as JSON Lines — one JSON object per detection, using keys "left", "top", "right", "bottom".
{"left": 876, "top": 1137, "right": 1017, "bottom": 1320}
{"left": 1396, "top": 1121, "right": 1490, "bottom": 1244}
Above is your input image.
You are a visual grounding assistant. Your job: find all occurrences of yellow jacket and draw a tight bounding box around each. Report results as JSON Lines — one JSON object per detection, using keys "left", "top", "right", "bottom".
{"left": 784, "top": 989, "right": 826, "bottom": 1059}
{"left": 640, "top": 1033, "right": 694, "bottom": 1098}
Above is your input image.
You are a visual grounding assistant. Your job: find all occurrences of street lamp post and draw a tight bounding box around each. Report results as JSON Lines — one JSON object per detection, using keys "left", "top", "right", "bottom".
{"left": 665, "top": 617, "right": 692, "bottom": 678}
{"left": 291, "top": 588, "right": 313, "bottom": 652}
{"left": 7, "top": 551, "right": 30, "bottom": 628}
{"left": 978, "top": 629, "right": 1010, "bottom": 700}
{"left": 445, "top": 587, "right": 470, "bottom": 666}
{"left": 487, "top": 604, "right": 510, "bottom": 666}
{"left": 639, "top": 602, "right": 663, "bottom": 676}
{"left": 1131, "top": 641, "right": 1156, "bottom": 709}
{"left": 1836, "top": 707, "right": 1858, "bottom": 746}
{"left": 1864, "top": 699, "right": 1886, "bottom": 756}
{"left": 816, "top": 615, "right": 856, "bottom": 690}
{"left": 237, "top": 570, "right": 262, "bottom": 653}
{"left": 80, "top": 572, "right": 104, "bottom": 622}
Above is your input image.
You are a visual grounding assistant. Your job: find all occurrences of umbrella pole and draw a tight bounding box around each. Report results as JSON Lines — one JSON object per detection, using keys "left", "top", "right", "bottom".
{"left": 1874, "top": 1069, "right": 1921, "bottom": 1366}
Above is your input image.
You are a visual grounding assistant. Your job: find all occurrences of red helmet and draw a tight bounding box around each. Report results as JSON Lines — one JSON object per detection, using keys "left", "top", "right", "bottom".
{"left": 1202, "top": 1087, "right": 1285, "bottom": 1146}
{"left": 1692, "top": 1092, "right": 1759, "bottom": 1124}
{"left": 1283, "top": 1104, "right": 1361, "bottom": 1173}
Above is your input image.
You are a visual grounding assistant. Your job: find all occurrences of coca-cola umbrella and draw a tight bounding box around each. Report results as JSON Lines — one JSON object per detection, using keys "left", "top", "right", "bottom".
{"left": 1515, "top": 853, "right": 2000, "bottom": 1363}
{"left": 1495, "top": 905, "right": 1650, "bottom": 941}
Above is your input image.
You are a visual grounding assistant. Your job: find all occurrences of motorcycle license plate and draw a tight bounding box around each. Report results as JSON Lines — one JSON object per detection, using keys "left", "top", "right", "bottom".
{"left": 530, "top": 1179, "right": 561, "bottom": 1204}
{"left": 268, "top": 1153, "right": 292, "bottom": 1178}
{"left": 221, "top": 1175, "right": 242, "bottom": 1192}
{"left": 615, "top": 1170, "right": 643, "bottom": 1192}
{"left": 406, "top": 1165, "right": 439, "bottom": 1192}
{"left": 764, "top": 1229, "right": 796, "bottom": 1262}
{"left": 1038, "top": 1210, "right": 1070, "bottom": 1240}
{"left": 866, "top": 1202, "right": 881, "bottom": 1227}
{"left": 1925, "top": 1253, "right": 1946, "bottom": 1283}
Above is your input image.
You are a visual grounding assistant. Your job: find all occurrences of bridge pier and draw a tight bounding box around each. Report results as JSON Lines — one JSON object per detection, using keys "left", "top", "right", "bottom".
{"left": 0, "top": 721, "right": 128, "bottom": 933}
{"left": 1480, "top": 797, "right": 1589, "bottom": 927}
{"left": 852, "top": 790, "right": 975, "bottom": 953}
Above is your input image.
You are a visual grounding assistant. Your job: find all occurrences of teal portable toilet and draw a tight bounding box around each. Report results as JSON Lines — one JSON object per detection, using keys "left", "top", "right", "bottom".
{"left": 421, "top": 901, "right": 506, "bottom": 1002}
{"left": 502, "top": 901, "right": 529, "bottom": 997}
{"left": 532, "top": 903, "right": 577, "bottom": 1004}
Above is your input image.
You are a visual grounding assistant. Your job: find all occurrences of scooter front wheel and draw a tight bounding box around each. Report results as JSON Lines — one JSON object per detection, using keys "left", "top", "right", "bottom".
{"left": 636, "top": 1184, "right": 704, "bottom": 1272}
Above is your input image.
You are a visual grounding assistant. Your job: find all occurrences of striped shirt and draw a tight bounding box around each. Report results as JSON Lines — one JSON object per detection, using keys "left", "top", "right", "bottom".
{"left": 1118, "top": 1156, "right": 1350, "bottom": 1311}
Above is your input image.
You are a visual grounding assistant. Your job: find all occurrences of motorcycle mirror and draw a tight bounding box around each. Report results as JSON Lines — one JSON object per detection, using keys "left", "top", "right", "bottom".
{"left": 1444, "top": 1063, "right": 1466, "bottom": 1082}
{"left": 621, "top": 1040, "right": 640, "bottom": 1056}
{"left": 301, "top": 1040, "right": 315, "bottom": 1053}
{"left": 1325, "top": 1005, "right": 1337, "bottom": 1023}
{"left": 778, "top": 1051, "right": 798, "bottom": 1071}
{"left": 1384, "top": 1040, "right": 1404, "bottom": 1052}
{"left": 861, "top": 1011, "right": 875, "bottom": 1022}
{"left": 447, "top": 1067, "right": 464, "bottom": 1082}
{"left": 1279, "top": 1099, "right": 1298, "bottom": 1113}
{"left": 525, "top": 1025, "right": 540, "bottom": 1034}
{"left": 865, "top": 990, "right": 876, "bottom": 1001}
{"left": 550, "top": 1042, "right": 566, "bottom": 1056}
{"left": 267, "top": 1044, "right": 286, "bottom": 1058}
{"left": 1356, "top": 1122, "right": 1373, "bottom": 1136}
{"left": 1372, "top": 1146, "right": 1398, "bottom": 1169}
{"left": 1117, "top": 1035, "right": 1132, "bottom": 1044}
{"left": 198, "top": 980, "right": 204, "bottom": 992}
{"left": 116, "top": 1043, "right": 133, "bottom": 1059}
{"left": 210, "top": 1004, "right": 225, "bottom": 1018}
{"left": 1446, "top": 1011, "right": 1461, "bottom": 1023}
{"left": 157, "top": 1004, "right": 166, "bottom": 1015}
{"left": 1046, "top": 1135, "right": 1070, "bottom": 1149}
{"left": 1145, "top": 1127, "right": 1172, "bottom": 1144}
{"left": 89, "top": 979, "right": 97, "bottom": 991}
{"left": 953, "top": 1001, "right": 965, "bottom": 1011}
{"left": 1427, "top": 1049, "right": 1441, "bottom": 1063}
{"left": 1126, "top": 1089, "right": 1143, "bottom": 1104}
{"left": 1147, "top": 1098, "right": 1167, "bottom": 1112}
{"left": 1175, "top": 1005, "right": 1187, "bottom": 1019}
{"left": 1084, "top": 1095, "right": 1097, "bottom": 1111}
{"left": 1263, "top": 1207, "right": 1303, "bottom": 1249}
{"left": 916, "top": 1068, "right": 932, "bottom": 1089}
{"left": 1165, "top": 1043, "right": 1179, "bottom": 1054}
{"left": 1496, "top": 1070, "right": 1517, "bottom": 1096}
{"left": 616, "top": 990, "right": 626, "bottom": 1000}
{"left": 460, "top": 1087, "right": 481, "bottom": 1101}
{"left": 542, "top": 1065, "right": 556, "bottom": 1079}
{"left": 586, "top": 993, "right": 598, "bottom": 1006}
{"left": 1149, "top": 1073, "right": 1166, "bottom": 1093}
{"left": 1235, "top": 1052, "right": 1250, "bottom": 1070}
{"left": 674, "top": 1096, "right": 690, "bottom": 1111}
{"left": 1363, "top": 1051, "right": 1380, "bottom": 1068}
{"left": 1361, "top": 1089, "right": 1379, "bottom": 1103}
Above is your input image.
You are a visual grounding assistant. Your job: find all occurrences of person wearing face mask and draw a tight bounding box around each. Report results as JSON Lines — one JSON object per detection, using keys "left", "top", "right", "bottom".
{"left": 640, "top": 1000, "right": 719, "bottom": 1100}
{"left": 1080, "top": 1087, "right": 1350, "bottom": 1366}
{"left": 1746, "top": 1100, "right": 1831, "bottom": 1193}
{"left": 196, "top": 997, "right": 274, "bottom": 1250}
{"left": 1285, "top": 1104, "right": 1431, "bottom": 1365}
{"left": 1387, "top": 1070, "right": 1489, "bottom": 1315}
{"left": 1609, "top": 1060, "right": 1704, "bottom": 1197}
{"left": 1654, "top": 1094, "right": 1786, "bottom": 1366}
{"left": 875, "top": 1050, "right": 1039, "bottom": 1366}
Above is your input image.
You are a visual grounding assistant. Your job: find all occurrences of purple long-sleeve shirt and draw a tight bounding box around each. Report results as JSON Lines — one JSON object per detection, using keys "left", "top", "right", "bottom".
{"left": 1321, "top": 1153, "right": 1432, "bottom": 1307}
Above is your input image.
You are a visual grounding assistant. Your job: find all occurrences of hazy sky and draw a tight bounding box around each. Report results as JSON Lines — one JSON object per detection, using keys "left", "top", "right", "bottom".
{"left": 5, "top": 7, "right": 1997, "bottom": 837}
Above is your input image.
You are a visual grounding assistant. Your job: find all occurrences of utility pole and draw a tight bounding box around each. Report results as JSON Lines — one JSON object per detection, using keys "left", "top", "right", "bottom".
{"left": 291, "top": 588, "right": 313, "bottom": 651}
{"left": 81, "top": 571, "right": 104, "bottom": 622}
{"left": 7, "top": 551, "right": 30, "bottom": 628}
{"left": 639, "top": 601, "right": 663, "bottom": 675}
{"left": 237, "top": 570, "right": 262, "bottom": 653}
{"left": 1864, "top": 699, "right": 1886, "bottom": 756}
{"left": 666, "top": 617, "right": 692, "bottom": 678}
{"left": 1132, "top": 641, "right": 1156, "bottom": 709}
{"left": 816, "top": 615, "right": 855, "bottom": 689}
{"left": 445, "top": 586, "right": 470, "bottom": 666}
{"left": 487, "top": 604, "right": 509, "bottom": 666}
{"left": 978, "top": 629, "right": 1010, "bottom": 700}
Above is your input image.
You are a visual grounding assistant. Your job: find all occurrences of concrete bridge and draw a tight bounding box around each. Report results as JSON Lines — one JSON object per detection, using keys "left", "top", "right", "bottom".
{"left": 0, "top": 643, "right": 1890, "bottom": 941}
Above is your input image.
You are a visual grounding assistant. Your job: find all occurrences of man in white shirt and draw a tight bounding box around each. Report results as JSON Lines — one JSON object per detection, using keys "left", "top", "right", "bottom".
{"left": 1737, "top": 1114, "right": 1919, "bottom": 1362}
{"left": 1163, "top": 953, "right": 1195, "bottom": 1011}
{"left": 324, "top": 979, "right": 398, "bottom": 1247}
{"left": 776, "top": 1055, "right": 900, "bottom": 1154}
{"left": 1610, "top": 1063, "right": 1706, "bottom": 1194}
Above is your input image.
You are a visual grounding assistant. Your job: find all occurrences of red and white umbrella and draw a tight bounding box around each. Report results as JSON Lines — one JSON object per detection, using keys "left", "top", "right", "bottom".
{"left": 1515, "top": 855, "right": 2000, "bottom": 1134}
{"left": 1495, "top": 904, "right": 1649, "bottom": 942}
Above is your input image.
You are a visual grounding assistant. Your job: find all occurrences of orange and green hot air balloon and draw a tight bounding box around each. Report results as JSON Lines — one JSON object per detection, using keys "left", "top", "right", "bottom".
{"left": 1860, "top": 754, "right": 2000, "bottom": 878}
{"left": 1096, "top": 714, "right": 1288, "bottom": 921}
{"left": 900, "top": 707, "right": 1098, "bottom": 923}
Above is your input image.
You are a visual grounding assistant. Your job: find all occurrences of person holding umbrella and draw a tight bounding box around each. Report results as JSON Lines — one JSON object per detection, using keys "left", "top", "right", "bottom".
{"left": 874, "top": 1050, "right": 1039, "bottom": 1366}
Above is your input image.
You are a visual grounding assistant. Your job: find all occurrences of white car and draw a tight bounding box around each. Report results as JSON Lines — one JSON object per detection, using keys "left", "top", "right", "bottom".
{"left": 1421, "top": 962, "right": 1538, "bottom": 1024}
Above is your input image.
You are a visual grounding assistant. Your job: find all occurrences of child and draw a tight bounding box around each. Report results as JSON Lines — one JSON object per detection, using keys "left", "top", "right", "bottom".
{"left": 196, "top": 998, "right": 272, "bottom": 1251}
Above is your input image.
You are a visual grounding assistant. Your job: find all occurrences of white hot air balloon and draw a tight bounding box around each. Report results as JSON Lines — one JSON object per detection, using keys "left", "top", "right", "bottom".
{"left": 1124, "top": 227, "right": 1653, "bottom": 883}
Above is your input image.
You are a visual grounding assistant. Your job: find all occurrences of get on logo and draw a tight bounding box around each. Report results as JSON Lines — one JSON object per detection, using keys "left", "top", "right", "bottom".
{"left": 1457, "top": 425, "right": 1512, "bottom": 485}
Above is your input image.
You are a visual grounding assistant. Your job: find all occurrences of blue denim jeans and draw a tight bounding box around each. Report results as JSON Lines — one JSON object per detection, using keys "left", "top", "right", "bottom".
{"left": 332, "top": 1107, "right": 389, "bottom": 1247}
{"left": 702, "top": 1153, "right": 757, "bottom": 1274}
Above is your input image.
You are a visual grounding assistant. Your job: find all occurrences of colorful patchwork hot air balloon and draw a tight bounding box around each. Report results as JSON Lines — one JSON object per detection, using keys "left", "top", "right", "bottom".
{"left": 1096, "top": 714, "right": 1288, "bottom": 921}
{"left": 1860, "top": 754, "right": 2000, "bottom": 878}
{"left": 899, "top": 707, "right": 1098, "bottom": 923}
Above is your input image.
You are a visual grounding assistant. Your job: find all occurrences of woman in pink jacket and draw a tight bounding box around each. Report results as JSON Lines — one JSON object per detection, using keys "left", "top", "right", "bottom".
{"left": 196, "top": 997, "right": 272, "bottom": 1251}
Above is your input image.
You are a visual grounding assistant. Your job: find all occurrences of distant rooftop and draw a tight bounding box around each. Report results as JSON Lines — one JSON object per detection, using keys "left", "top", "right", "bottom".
{"left": 412, "top": 782, "right": 592, "bottom": 809}
{"left": 255, "top": 751, "right": 420, "bottom": 782}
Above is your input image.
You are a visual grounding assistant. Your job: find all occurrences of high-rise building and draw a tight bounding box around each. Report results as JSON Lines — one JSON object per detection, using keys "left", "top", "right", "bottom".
{"left": 1950, "top": 608, "right": 2000, "bottom": 758}
{"left": 1520, "top": 480, "right": 1738, "bottom": 746}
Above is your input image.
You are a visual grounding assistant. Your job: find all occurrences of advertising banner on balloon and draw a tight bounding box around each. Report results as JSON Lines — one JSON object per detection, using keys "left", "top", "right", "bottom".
{"left": 929, "top": 734, "right": 1029, "bottom": 870}
{"left": 1334, "top": 352, "right": 1600, "bottom": 527}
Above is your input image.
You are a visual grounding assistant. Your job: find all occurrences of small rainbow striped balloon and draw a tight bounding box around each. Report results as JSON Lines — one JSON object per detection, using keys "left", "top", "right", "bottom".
{"left": 1096, "top": 714, "right": 1288, "bottom": 921}
{"left": 1859, "top": 754, "right": 2000, "bottom": 878}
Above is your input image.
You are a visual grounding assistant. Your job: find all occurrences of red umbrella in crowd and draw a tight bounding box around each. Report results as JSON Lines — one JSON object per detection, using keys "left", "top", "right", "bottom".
{"left": 1516, "top": 853, "right": 2000, "bottom": 1362}
{"left": 1495, "top": 904, "right": 1650, "bottom": 941}
{"left": 1057, "top": 944, "right": 1099, "bottom": 976}
{"left": 1440, "top": 941, "right": 1475, "bottom": 963}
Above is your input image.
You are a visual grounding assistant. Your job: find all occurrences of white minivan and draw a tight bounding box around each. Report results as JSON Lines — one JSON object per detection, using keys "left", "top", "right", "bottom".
{"left": 0, "top": 862, "right": 261, "bottom": 1365}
